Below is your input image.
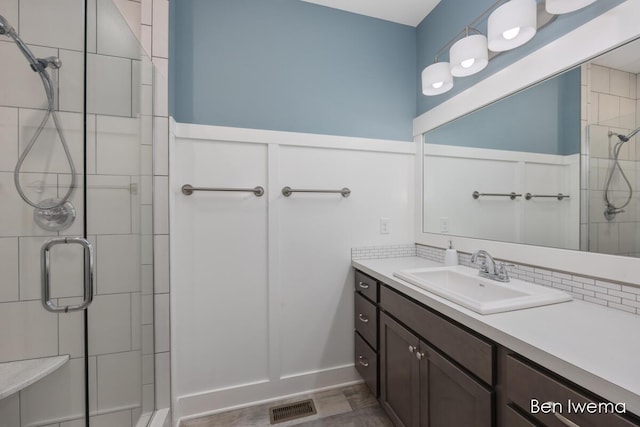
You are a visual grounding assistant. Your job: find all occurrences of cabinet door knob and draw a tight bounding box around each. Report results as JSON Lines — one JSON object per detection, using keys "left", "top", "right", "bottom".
{"left": 416, "top": 351, "right": 425, "bottom": 360}
{"left": 358, "top": 281, "right": 369, "bottom": 289}
{"left": 408, "top": 345, "right": 415, "bottom": 353}
{"left": 358, "top": 313, "right": 369, "bottom": 323}
{"left": 358, "top": 356, "right": 369, "bottom": 367}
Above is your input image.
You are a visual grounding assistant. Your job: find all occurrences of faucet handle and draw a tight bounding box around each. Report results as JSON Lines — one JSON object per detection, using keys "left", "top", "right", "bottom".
{"left": 496, "top": 263, "right": 514, "bottom": 282}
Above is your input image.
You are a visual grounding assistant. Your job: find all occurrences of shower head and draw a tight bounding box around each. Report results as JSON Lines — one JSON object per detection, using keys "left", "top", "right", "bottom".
{"left": 0, "top": 14, "right": 15, "bottom": 36}
{"left": 617, "top": 127, "right": 640, "bottom": 143}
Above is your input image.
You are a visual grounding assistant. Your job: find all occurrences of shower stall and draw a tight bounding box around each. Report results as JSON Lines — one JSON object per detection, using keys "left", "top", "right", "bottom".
{"left": 0, "top": 0, "right": 156, "bottom": 425}
{"left": 583, "top": 58, "right": 640, "bottom": 257}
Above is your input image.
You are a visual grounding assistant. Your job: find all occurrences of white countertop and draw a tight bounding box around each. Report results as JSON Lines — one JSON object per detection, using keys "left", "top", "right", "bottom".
{"left": 0, "top": 355, "right": 69, "bottom": 400}
{"left": 352, "top": 257, "right": 640, "bottom": 414}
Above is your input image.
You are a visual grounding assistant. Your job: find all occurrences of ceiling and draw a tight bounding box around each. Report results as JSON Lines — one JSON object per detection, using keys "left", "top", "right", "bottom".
{"left": 591, "top": 38, "right": 640, "bottom": 74}
{"left": 299, "top": 0, "right": 441, "bottom": 27}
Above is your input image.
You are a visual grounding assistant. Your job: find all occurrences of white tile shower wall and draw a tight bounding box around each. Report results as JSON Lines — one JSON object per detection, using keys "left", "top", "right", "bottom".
{"left": 0, "top": 0, "right": 159, "bottom": 424}
{"left": 416, "top": 244, "right": 640, "bottom": 315}
{"left": 582, "top": 64, "right": 639, "bottom": 256}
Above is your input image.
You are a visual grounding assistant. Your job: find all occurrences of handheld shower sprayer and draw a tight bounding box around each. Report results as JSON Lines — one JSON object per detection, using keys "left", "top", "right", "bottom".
{"left": 0, "top": 14, "right": 76, "bottom": 231}
{"left": 613, "top": 127, "right": 640, "bottom": 143}
{"left": 0, "top": 14, "right": 15, "bottom": 36}
{"left": 603, "top": 127, "right": 640, "bottom": 221}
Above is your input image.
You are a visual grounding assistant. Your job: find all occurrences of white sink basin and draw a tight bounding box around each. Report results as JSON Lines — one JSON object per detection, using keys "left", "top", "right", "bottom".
{"left": 393, "top": 265, "right": 571, "bottom": 314}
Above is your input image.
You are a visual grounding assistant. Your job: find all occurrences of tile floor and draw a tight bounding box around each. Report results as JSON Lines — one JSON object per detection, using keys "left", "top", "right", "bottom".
{"left": 180, "top": 383, "right": 393, "bottom": 426}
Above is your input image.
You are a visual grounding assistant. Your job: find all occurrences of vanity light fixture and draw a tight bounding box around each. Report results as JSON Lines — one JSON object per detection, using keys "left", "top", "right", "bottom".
{"left": 422, "top": 0, "right": 597, "bottom": 96}
{"left": 422, "top": 61, "right": 454, "bottom": 95}
{"left": 450, "top": 29, "right": 489, "bottom": 77}
{"left": 545, "top": 0, "right": 597, "bottom": 15}
{"left": 487, "top": 0, "right": 537, "bottom": 52}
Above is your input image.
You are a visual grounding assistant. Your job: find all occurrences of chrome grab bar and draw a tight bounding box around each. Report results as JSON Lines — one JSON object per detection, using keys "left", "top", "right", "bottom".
{"left": 41, "top": 237, "right": 94, "bottom": 313}
{"left": 182, "top": 184, "right": 264, "bottom": 197}
{"left": 282, "top": 187, "right": 351, "bottom": 197}
{"left": 472, "top": 191, "right": 521, "bottom": 200}
{"left": 525, "top": 192, "right": 570, "bottom": 200}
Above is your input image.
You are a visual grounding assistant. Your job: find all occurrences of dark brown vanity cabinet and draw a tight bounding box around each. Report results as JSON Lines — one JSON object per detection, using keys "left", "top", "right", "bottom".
{"left": 379, "top": 304, "right": 492, "bottom": 427}
{"left": 504, "top": 355, "right": 640, "bottom": 427}
{"left": 354, "top": 269, "right": 640, "bottom": 427}
{"left": 354, "top": 270, "right": 379, "bottom": 397}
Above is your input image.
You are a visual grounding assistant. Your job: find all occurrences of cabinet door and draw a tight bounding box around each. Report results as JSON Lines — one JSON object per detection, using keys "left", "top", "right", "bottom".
{"left": 380, "top": 313, "right": 420, "bottom": 427}
{"left": 419, "top": 341, "right": 493, "bottom": 427}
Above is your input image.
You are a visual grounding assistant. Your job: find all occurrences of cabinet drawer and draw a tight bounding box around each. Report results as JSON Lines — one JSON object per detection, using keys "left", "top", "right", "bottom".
{"left": 355, "top": 332, "right": 378, "bottom": 397}
{"left": 504, "top": 404, "right": 540, "bottom": 427}
{"left": 506, "top": 355, "right": 639, "bottom": 427}
{"left": 355, "top": 270, "right": 378, "bottom": 302}
{"left": 355, "top": 292, "right": 377, "bottom": 349}
{"left": 380, "top": 285, "right": 494, "bottom": 385}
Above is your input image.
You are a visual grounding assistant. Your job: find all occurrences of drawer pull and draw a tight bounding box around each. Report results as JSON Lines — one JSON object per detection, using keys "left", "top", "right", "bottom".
{"left": 542, "top": 402, "right": 580, "bottom": 427}
{"left": 408, "top": 345, "right": 415, "bottom": 353}
{"left": 358, "top": 313, "right": 369, "bottom": 323}
{"left": 416, "top": 351, "right": 425, "bottom": 360}
{"left": 553, "top": 411, "right": 580, "bottom": 427}
{"left": 358, "top": 281, "right": 369, "bottom": 289}
{"left": 358, "top": 356, "right": 369, "bottom": 367}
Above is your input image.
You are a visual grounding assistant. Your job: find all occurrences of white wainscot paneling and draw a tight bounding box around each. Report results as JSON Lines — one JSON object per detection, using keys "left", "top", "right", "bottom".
{"left": 423, "top": 154, "right": 520, "bottom": 242}
{"left": 423, "top": 145, "right": 579, "bottom": 249}
{"left": 172, "top": 139, "right": 270, "bottom": 397}
{"left": 171, "top": 124, "right": 415, "bottom": 422}
{"left": 523, "top": 159, "right": 580, "bottom": 249}
{"left": 278, "top": 146, "right": 414, "bottom": 377}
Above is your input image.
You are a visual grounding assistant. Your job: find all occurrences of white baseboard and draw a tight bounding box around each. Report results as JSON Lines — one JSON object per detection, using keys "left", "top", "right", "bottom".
{"left": 175, "top": 365, "right": 361, "bottom": 425}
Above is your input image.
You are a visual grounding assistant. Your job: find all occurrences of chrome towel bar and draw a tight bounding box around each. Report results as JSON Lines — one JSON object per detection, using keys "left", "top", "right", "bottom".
{"left": 472, "top": 191, "right": 521, "bottom": 200}
{"left": 282, "top": 187, "right": 351, "bottom": 197}
{"left": 182, "top": 184, "right": 265, "bottom": 197}
{"left": 525, "top": 193, "right": 570, "bottom": 200}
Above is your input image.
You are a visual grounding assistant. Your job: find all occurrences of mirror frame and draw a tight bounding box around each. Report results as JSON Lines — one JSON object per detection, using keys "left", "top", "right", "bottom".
{"left": 414, "top": 0, "right": 640, "bottom": 285}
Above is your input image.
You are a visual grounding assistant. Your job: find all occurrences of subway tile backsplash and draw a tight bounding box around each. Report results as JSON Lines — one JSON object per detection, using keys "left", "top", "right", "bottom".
{"left": 351, "top": 243, "right": 416, "bottom": 259}
{"left": 351, "top": 243, "right": 640, "bottom": 316}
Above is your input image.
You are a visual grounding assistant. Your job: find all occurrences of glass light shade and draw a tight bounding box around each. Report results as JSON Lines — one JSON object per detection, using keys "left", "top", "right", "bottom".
{"left": 450, "top": 34, "right": 489, "bottom": 77}
{"left": 422, "top": 62, "right": 453, "bottom": 96}
{"left": 545, "top": 0, "right": 597, "bottom": 14}
{"left": 488, "top": 0, "right": 537, "bottom": 52}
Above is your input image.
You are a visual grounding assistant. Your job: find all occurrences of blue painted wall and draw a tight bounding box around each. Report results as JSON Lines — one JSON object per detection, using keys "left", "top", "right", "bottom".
{"left": 416, "top": 0, "right": 623, "bottom": 116}
{"left": 426, "top": 68, "right": 581, "bottom": 155}
{"left": 169, "top": 0, "right": 417, "bottom": 141}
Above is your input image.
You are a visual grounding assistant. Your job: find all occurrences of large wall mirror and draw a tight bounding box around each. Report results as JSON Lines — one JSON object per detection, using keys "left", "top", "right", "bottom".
{"left": 415, "top": 1, "right": 640, "bottom": 284}
{"left": 423, "top": 36, "right": 640, "bottom": 257}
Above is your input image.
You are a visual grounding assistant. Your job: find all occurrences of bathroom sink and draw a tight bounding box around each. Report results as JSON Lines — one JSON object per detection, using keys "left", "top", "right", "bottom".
{"left": 393, "top": 265, "right": 571, "bottom": 314}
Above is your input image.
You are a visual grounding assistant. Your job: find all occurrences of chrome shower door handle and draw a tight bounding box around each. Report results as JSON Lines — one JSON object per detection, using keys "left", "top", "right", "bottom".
{"left": 41, "top": 237, "right": 94, "bottom": 313}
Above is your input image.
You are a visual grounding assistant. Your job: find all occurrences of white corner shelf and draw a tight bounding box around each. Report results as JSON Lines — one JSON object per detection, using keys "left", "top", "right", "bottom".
{"left": 0, "top": 355, "right": 70, "bottom": 400}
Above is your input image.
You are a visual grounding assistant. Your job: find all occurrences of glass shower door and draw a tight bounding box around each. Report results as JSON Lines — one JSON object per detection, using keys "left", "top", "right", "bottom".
{"left": 0, "top": 0, "right": 154, "bottom": 425}
{"left": 0, "top": 0, "right": 91, "bottom": 424}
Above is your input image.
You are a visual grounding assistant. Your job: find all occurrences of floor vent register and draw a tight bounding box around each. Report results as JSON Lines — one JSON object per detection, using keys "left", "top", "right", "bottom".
{"left": 269, "top": 399, "right": 317, "bottom": 424}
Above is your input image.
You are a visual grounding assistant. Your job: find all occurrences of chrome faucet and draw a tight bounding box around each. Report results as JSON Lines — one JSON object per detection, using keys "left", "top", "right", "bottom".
{"left": 470, "top": 250, "right": 512, "bottom": 282}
